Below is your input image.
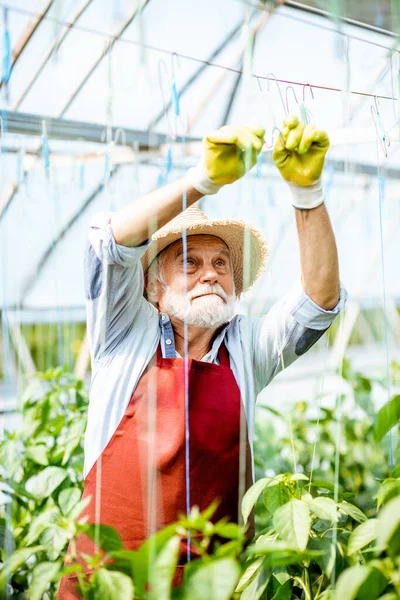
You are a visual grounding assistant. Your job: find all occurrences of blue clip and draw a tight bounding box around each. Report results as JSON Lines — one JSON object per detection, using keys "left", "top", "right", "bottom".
{"left": 42, "top": 130, "right": 50, "bottom": 170}
{"left": 1, "top": 7, "right": 11, "bottom": 84}
{"left": 103, "top": 153, "right": 111, "bottom": 183}
{"left": 157, "top": 172, "right": 165, "bottom": 188}
{"left": 165, "top": 145, "right": 172, "bottom": 175}
{"left": 171, "top": 82, "right": 180, "bottom": 116}
{"left": 2, "top": 28, "right": 10, "bottom": 83}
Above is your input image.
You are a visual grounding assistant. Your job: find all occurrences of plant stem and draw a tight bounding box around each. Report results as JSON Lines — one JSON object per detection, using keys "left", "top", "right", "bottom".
{"left": 304, "top": 566, "right": 313, "bottom": 600}
{"left": 293, "top": 576, "right": 312, "bottom": 600}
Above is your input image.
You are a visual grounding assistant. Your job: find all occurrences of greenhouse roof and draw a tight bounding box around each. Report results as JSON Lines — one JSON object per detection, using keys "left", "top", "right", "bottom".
{"left": 1, "top": 0, "right": 400, "bottom": 321}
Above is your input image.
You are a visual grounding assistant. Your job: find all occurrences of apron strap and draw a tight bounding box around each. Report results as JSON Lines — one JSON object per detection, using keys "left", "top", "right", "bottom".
{"left": 217, "top": 343, "right": 230, "bottom": 367}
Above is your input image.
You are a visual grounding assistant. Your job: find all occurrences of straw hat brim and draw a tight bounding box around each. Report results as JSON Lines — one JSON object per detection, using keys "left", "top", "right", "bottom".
{"left": 141, "top": 218, "right": 268, "bottom": 296}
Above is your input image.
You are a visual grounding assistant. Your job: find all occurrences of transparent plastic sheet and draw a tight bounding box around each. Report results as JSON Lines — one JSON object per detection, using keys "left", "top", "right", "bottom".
{"left": 1, "top": 1, "right": 400, "bottom": 594}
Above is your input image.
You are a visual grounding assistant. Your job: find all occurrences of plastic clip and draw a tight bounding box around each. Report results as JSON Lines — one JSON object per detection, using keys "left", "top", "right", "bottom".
{"left": 371, "top": 96, "right": 390, "bottom": 157}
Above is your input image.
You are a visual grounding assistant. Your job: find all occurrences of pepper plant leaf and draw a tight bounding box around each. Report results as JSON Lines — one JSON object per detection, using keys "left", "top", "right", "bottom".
{"left": 273, "top": 500, "right": 310, "bottom": 552}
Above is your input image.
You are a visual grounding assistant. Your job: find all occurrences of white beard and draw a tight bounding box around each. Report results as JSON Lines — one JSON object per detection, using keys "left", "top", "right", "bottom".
{"left": 161, "top": 283, "right": 236, "bottom": 329}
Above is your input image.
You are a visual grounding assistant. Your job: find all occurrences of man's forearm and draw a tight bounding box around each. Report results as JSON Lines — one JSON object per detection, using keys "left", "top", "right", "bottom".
{"left": 295, "top": 203, "right": 340, "bottom": 310}
{"left": 110, "top": 179, "right": 204, "bottom": 247}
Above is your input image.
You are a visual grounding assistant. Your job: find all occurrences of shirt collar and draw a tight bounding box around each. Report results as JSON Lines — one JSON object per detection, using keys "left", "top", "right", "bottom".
{"left": 159, "top": 312, "right": 230, "bottom": 360}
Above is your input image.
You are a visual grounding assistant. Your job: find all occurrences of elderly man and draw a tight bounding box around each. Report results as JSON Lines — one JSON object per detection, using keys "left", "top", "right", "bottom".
{"left": 58, "top": 116, "right": 345, "bottom": 597}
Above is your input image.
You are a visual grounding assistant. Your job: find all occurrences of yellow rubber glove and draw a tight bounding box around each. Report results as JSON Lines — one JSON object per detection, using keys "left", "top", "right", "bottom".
{"left": 187, "top": 124, "right": 265, "bottom": 195}
{"left": 272, "top": 115, "right": 330, "bottom": 187}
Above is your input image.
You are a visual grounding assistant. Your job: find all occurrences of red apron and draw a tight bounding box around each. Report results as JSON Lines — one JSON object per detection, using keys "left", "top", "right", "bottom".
{"left": 58, "top": 344, "right": 253, "bottom": 599}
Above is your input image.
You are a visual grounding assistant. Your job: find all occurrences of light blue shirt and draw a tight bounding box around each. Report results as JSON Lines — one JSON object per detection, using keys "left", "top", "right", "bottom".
{"left": 84, "top": 212, "right": 347, "bottom": 477}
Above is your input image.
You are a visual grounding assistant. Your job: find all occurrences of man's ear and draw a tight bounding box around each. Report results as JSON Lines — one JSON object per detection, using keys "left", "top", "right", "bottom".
{"left": 144, "top": 271, "right": 160, "bottom": 304}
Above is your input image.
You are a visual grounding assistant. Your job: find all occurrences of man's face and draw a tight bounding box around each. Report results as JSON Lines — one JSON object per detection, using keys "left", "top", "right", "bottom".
{"left": 151, "top": 235, "right": 236, "bottom": 329}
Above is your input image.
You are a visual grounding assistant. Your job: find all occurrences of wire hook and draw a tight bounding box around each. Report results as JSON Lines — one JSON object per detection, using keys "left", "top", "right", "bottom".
{"left": 302, "top": 83, "right": 314, "bottom": 103}
{"left": 285, "top": 85, "right": 299, "bottom": 114}
{"left": 265, "top": 72, "right": 287, "bottom": 115}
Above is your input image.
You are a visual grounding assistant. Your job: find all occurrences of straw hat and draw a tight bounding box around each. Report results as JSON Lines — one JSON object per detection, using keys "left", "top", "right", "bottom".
{"left": 141, "top": 205, "right": 268, "bottom": 295}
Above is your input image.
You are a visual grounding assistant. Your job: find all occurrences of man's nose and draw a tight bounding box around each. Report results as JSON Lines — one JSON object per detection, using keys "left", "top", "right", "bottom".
{"left": 199, "top": 265, "right": 218, "bottom": 284}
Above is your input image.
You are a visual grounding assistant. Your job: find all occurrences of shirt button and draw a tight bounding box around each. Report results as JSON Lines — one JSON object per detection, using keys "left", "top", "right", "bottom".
{"left": 166, "top": 339, "right": 172, "bottom": 345}
{"left": 161, "top": 314, "right": 166, "bottom": 321}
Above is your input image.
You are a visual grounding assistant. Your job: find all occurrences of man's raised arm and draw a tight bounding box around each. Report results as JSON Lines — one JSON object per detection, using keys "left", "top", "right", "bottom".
{"left": 273, "top": 115, "right": 340, "bottom": 310}
{"left": 110, "top": 125, "right": 265, "bottom": 248}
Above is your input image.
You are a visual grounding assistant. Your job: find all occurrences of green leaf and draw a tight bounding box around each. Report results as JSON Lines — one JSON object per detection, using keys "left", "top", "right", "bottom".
{"left": 271, "top": 580, "right": 292, "bottom": 600}
{"left": 308, "top": 538, "right": 336, "bottom": 577}
{"left": 338, "top": 502, "right": 367, "bottom": 524}
{"left": 58, "top": 487, "right": 82, "bottom": 517}
{"left": 132, "top": 524, "right": 178, "bottom": 597}
{"left": 93, "top": 568, "right": 134, "bottom": 600}
{"left": 377, "top": 495, "right": 400, "bottom": 555}
{"left": 242, "top": 478, "right": 269, "bottom": 524}
{"left": 375, "top": 479, "right": 400, "bottom": 509}
{"left": 27, "top": 466, "right": 69, "bottom": 501}
{"left": 61, "top": 419, "right": 86, "bottom": 465}
{"left": 149, "top": 535, "right": 180, "bottom": 599}
{"left": 106, "top": 550, "right": 136, "bottom": 578}
{"left": 0, "top": 545, "right": 43, "bottom": 589}
{"left": 374, "top": 394, "right": 400, "bottom": 442}
{"left": 290, "top": 473, "right": 309, "bottom": 482}
{"left": 84, "top": 524, "right": 123, "bottom": 553}
{"left": 391, "top": 464, "right": 400, "bottom": 478}
{"left": 273, "top": 500, "right": 311, "bottom": 552}
{"left": 309, "top": 480, "right": 336, "bottom": 492}
{"left": 309, "top": 497, "right": 338, "bottom": 523}
{"left": 30, "top": 561, "right": 61, "bottom": 600}
{"left": 235, "top": 558, "right": 263, "bottom": 594}
{"left": 184, "top": 558, "right": 240, "bottom": 600}
{"left": 263, "top": 481, "right": 292, "bottom": 516}
{"left": 333, "top": 565, "right": 387, "bottom": 600}
{"left": 27, "top": 444, "right": 49, "bottom": 466}
{"left": 347, "top": 519, "right": 378, "bottom": 555}
{"left": 239, "top": 564, "right": 270, "bottom": 600}
{"left": 25, "top": 506, "right": 60, "bottom": 546}
{"left": 40, "top": 525, "right": 69, "bottom": 559}
{"left": 246, "top": 541, "right": 321, "bottom": 568}
{"left": 212, "top": 521, "right": 243, "bottom": 540}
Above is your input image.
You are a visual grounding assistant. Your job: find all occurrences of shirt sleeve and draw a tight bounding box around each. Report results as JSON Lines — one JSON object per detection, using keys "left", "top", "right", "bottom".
{"left": 249, "top": 280, "right": 347, "bottom": 394}
{"left": 85, "top": 211, "right": 156, "bottom": 362}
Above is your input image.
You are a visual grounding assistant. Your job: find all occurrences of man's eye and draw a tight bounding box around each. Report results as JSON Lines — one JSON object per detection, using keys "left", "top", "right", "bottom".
{"left": 216, "top": 260, "right": 225, "bottom": 267}
{"left": 185, "top": 259, "right": 195, "bottom": 265}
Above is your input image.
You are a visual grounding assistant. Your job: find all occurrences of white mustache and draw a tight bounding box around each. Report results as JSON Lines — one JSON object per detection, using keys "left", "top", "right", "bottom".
{"left": 188, "top": 285, "right": 228, "bottom": 302}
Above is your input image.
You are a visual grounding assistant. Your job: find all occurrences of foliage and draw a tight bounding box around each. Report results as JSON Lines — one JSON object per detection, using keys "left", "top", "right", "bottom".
{"left": 0, "top": 367, "right": 88, "bottom": 599}
{"left": 253, "top": 358, "right": 396, "bottom": 518}
{"left": 0, "top": 361, "right": 399, "bottom": 599}
{"left": 239, "top": 470, "right": 400, "bottom": 599}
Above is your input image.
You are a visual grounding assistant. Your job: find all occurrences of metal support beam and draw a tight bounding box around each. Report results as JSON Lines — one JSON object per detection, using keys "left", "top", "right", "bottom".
{"left": 0, "top": 109, "right": 172, "bottom": 146}
{"left": 0, "top": 110, "right": 175, "bottom": 226}
{"left": 20, "top": 163, "right": 123, "bottom": 301}
{"left": 0, "top": 0, "right": 54, "bottom": 92}
{"left": 220, "top": 61, "right": 243, "bottom": 126}
{"left": 148, "top": 18, "right": 246, "bottom": 131}
{"left": 187, "top": 11, "right": 271, "bottom": 130}
{"left": 58, "top": 0, "right": 151, "bottom": 118}
{"left": 13, "top": 0, "right": 95, "bottom": 110}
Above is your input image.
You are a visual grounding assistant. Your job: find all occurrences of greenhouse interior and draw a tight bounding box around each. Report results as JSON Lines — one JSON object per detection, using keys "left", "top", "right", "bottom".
{"left": 1, "top": 0, "right": 400, "bottom": 598}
